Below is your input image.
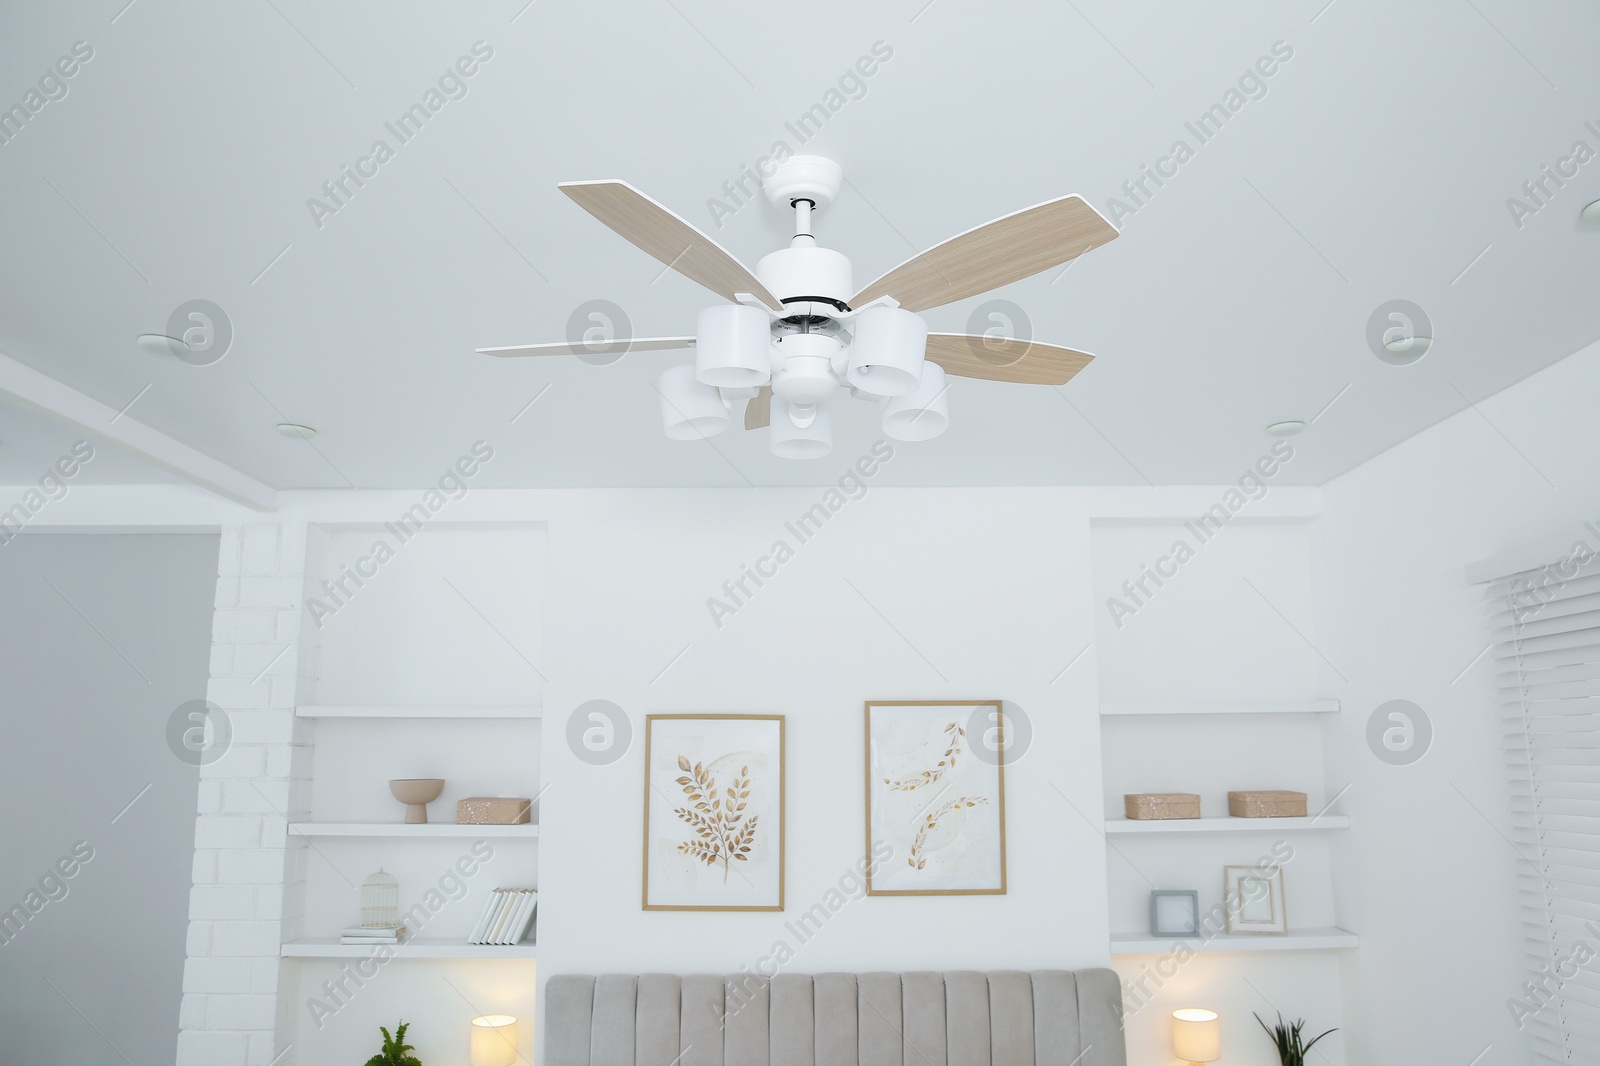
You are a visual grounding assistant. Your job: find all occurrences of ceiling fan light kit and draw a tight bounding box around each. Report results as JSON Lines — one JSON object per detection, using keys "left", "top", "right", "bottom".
{"left": 770, "top": 394, "right": 834, "bottom": 459}
{"left": 848, "top": 305, "right": 929, "bottom": 398}
{"left": 695, "top": 304, "right": 770, "bottom": 389}
{"left": 481, "top": 155, "right": 1119, "bottom": 458}
{"left": 657, "top": 364, "right": 730, "bottom": 440}
{"left": 882, "top": 361, "right": 950, "bottom": 442}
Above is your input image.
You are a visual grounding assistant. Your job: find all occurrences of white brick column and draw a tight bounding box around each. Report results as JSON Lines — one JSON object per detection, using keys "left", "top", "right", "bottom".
{"left": 178, "top": 524, "right": 315, "bottom": 1066}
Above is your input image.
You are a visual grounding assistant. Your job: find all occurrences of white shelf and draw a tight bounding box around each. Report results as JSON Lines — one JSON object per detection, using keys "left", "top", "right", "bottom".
{"left": 296, "top": 705, "right": 541, "bottom": 719}
{"left": 1104, "top": 816, "right": 1349, "bottom": 834}
{"left": 1110, "top": 927, "right": 1359, "bottom": 954}
{"left": 1100, "top": 700, "right": 1339, "bottom": 717}
{"left": 289, "top": 823, "right": 539, "bottom": 839}
{"left": 282, "top": 937, "right": 537, "bottom": 959}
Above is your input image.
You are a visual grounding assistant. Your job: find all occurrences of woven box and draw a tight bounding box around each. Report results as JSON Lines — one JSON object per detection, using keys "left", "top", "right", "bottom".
{"left": 1228, "top": 790, "right": 1307, "bottom": 818}
{"left": 456, "top": 797, "right": 532, "bottom": 825}
{"left": 1124, "top": 793, "right": 1201, "bottom": 820}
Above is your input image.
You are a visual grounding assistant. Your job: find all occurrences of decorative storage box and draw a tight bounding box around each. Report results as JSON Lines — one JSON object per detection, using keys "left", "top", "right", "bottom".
{"left": 1228, "top": 790, "right": 1308, "bottom": 818}
{"left": 457, "top": 797, "right": 533, "bottom": 825}
{"left": 1124, "top": 793, "right": 1201, "bottom": 820}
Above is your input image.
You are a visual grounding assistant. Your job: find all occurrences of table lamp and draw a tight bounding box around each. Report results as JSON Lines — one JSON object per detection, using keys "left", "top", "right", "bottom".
{"left": 470, "top": 1014, "right": 518, "bottom": 1066}
{"left": 1173, "top": 1007, "right": 1220, "bottom": 1065}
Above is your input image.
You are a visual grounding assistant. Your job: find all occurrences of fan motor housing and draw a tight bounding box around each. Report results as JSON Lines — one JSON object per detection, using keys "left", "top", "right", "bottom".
{"left": 756, "top": 246, "right": 853, "bottom": 320}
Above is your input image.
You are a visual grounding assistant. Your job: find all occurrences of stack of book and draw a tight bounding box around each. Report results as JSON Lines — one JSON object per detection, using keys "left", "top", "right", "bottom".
{"left": 340, "top": 924, "right": 405, "bottom": 946}
{"left": 468, "top": 888, "right": 537, "bottom": 946}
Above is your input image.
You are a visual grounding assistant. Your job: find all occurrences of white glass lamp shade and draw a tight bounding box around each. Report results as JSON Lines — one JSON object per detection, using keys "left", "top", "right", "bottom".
{"left": 847, "top": 305, "right": 927, "bottom": 397}
{"left": 881, "top": 361, "right": 949, "bottom": 441}
{"left": 658, "top": 364, "right": 730, "bottom": 440}
{"left": 1172, "top": 1008, "right": 1221, "bottom": 1063}
{"left": 696, "top": 304, "right": 771, "bottom": 388}
{"left": 470, "top": 1014, "right": 518, "bottom": 1066}
{"left": 770, "top": 397, "right": 833, "bottom": 459}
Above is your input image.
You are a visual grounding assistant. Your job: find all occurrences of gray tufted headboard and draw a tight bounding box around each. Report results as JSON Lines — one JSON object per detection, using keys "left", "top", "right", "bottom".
{"left": 545, "top": 969, "right": 1126, "bottom": 1065}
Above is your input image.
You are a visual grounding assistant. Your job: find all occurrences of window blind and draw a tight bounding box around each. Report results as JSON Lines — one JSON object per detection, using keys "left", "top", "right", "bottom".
{"left": 1488, "top": 553, "right": 1600, "bottom": 1063}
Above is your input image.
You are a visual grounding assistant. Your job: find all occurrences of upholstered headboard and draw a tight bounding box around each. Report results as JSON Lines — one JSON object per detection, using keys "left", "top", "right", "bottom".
{"left": 545, "top": 969, "right": 1126, "bottom": 1066}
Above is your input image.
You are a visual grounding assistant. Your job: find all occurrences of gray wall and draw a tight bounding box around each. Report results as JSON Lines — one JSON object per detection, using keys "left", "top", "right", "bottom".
{"left": 0, "top": 532, "right": 217, "bottom": 1066}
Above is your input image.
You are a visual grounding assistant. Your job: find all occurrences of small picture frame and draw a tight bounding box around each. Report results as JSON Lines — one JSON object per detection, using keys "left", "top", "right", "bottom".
{"left": 1150, "top": 890, "right": 1200, "bottom": 937}
{"left": 1224, "top": 864, "right": 1287, "bottom": 934}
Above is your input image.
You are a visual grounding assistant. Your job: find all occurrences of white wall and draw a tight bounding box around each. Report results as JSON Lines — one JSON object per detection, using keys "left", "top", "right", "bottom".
{"left": 0, "top": 532, "right": 218, "bottom": 1066}
{"left": 1311, "top": 335, "right": 1600, "bottom": 1065}
{"left": 536, "top": 485, "right": 1109, "bottom": 987}
{"left": 529, "top": 484, "right": 1337, "bottom": 1065}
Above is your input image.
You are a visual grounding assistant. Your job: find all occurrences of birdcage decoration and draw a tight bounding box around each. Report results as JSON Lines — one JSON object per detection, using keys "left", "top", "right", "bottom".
{"left": 360, "top": 868, "right": 400, "bottom": 929}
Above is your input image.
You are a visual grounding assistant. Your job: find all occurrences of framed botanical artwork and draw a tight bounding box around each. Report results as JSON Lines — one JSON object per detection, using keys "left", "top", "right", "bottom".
{"left": 1150, "top": 890, "right": 1200, "bottom": 937}
{"left": 1224, "top": 864, "right": 1287, "bottom": 934}
{"left": 865, "top": 700, "right": 1006, "bottom": 896}
{"left": 642, "top": 714, "right": 785, "bottom": 911}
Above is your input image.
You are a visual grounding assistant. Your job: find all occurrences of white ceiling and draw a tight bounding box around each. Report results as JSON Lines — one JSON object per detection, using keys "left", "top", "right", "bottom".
{"left": 0, "top": 0, "right": 1596, "bottom": 490}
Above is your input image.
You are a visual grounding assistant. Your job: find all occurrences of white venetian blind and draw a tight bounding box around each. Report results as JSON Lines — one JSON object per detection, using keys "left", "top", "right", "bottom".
{"left": 1487, "top": 554, "right": 1600, "bottom": 1064}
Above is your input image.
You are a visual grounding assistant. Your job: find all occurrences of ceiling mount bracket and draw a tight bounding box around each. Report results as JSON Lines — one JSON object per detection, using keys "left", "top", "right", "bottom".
{"left": 763, "top": 155, "right": 844, "bottom": 212}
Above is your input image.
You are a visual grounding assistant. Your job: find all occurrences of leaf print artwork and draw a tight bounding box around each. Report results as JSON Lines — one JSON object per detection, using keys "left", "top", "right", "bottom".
{"left": 908, "top": 796, "right": 989, "bottom": 870}
{"left": 865, "top": 703, "right": 1004, "bottom": 896}
{"left": 673, "top": 754, "right": 758, "bottom": 883}
{"left": 645, "top": 715, "right": 784, "bottom": 911}
{"left": 882, "top": 722, "right": 965, "bottom": 792}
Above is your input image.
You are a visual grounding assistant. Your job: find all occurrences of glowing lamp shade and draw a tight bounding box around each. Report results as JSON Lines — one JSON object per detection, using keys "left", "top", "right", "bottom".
{"left": 696, "top": 303, "right": 771, "bottom": 388}
{"left": 847, "top": 305, "right": 928, "bottom": 397}
{"left": 1172, "top": 1008, "right": 1221, "bottom": 1064}
{"left": 770, "top": 396, "right": 833, "bottom": 459}
{"left": 470, "top": 1014, "right": 518, "bottom": 1066}
{"left": 881, "top": 361, "right": 949, "bottom": 441}
{"left": 658, "top": 364, "right": 730, "bottom": 440}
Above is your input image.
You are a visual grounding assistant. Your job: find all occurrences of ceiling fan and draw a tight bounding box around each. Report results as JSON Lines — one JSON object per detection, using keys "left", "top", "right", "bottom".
{"left": 478, "top": 156, "right": 1117, "bottom": 458}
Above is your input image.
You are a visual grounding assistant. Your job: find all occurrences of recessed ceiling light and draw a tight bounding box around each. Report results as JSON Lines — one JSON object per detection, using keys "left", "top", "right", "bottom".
{"left": 276, "top": 423, "right": 317, "bottom": 439}
{"left": 1383, "top": 334, "right": 1432, "bottom": 356}
{"left": 1266, "top": 420, "right": 1305, "bottom": 437}
{"left": 1583, "top": 199, "right": 1600, "bottom": 225}
{"left": 136, "top": 333, "right": 190, "bottom": 357}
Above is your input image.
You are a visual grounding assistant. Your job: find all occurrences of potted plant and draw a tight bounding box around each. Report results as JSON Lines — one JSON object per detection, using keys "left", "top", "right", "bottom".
{"left": 364, "top": 1020, "right": 422, "bottom": 1066}
{"left": 1255, "top": 1012, "right": 1336, "bottom": 1066}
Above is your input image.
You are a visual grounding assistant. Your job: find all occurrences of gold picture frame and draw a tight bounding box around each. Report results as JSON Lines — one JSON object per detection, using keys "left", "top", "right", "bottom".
{"left": 865, "top": 700, "right": 1007, "bottom": 896}
{"left": 1223, "top": 864, "right": 1287, "bottom": 934}
{"left": 642, "top": 714, "right": 785, "bottom": 911}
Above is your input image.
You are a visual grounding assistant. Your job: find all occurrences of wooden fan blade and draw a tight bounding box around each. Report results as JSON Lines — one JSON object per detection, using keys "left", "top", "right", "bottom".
{"left": 559, "top": 180, "right": 782, "bottom": 307}
{"left": 477, "top": 337, "right": 695, "bottom": 358}
{"left": 850, "top": 195, "right": 1117, "bottom": 312}
{"left": 924, "top": 333, "right": 1094, "bottom": 386}
{"left": 744, "top": 386, "right": 772, "bottom": 429}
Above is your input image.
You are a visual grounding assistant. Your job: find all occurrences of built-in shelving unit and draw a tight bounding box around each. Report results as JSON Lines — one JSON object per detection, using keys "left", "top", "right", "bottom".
{"left": 1104, "top": 815, "right": 1349, "bottom": 834}
{"left": 281, "top": 938, "right": 538, "bottom": 960}
{"left": 1100, "top": 700, "right": 1339, "bottom": 717}
{"left": 1088, "top": 518, "right": 1356, "bottom": 1064}
{"left": 1098, "top": 693, "right": 1351, "bottom": 956}
{"left": 296, "top": 705, "right": 542, "bottom": 719}
{"left": 289, "top": 822, "right": 539, "bottom": 839}
{"left": 1108, "top": 927, "right": 1359, "bottom": 955}
{"left": 277, "top": 524, "right": 546, "bottom": 1060}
